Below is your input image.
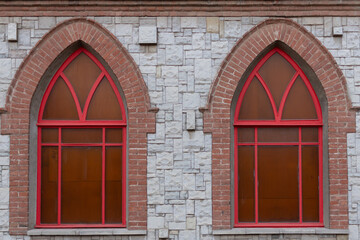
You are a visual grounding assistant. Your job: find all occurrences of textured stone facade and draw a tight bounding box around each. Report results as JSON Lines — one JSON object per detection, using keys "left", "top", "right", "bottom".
{"left": 0, "top": 14, "right": 359, "bottom": 240}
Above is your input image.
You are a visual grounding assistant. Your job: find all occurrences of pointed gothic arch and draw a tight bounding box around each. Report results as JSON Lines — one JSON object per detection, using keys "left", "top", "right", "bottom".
{"left": 203, "top": 19, "right": 355, "bottom": 230}
{"left": 1, "top": 19, "right": 155, "bottom": 234}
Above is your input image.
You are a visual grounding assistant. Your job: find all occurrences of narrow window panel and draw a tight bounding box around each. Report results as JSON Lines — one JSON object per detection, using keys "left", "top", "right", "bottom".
{"left": 62, "top": 128, "right": 102, "bottom": 143}
{"left": 41, "top": 147, "right": 58, "bottom": 224}
{"left": 41, "top": 128, "right": 58, "bottom": 143}
{"left": 87, "top": 77, "right": 123, "bottom": 120}
{"left": 258, "top": 127, "right": 298, "bottom": 143}
{"left": 302, "top": 146, "right": 319, "bottom": 222}
{"left": 282, "top": 76, "right": 317, "bottom": 120}
{"left": 43, "top": 77, "right": 79, "bottom": 120}
{"left": 105, "top": 128, "right": 123, "bottom": 143}
{"left": 237, "top": 128, "right": 254, "bottom": 143}
{"left": 258, "top": 53, "right": 296, "bottom": 110}
{"left": 258, "top": 146, "right": 299, "bottom": 222}
{"left": 63, "top": 52, "right": 101, "bottom": 111}
{"left": 237, "top": 146, "right": 255, "bottom": 222}
{"left": 238, "top": 77, "right": 275, "bottom": 120}
{"left": 105, "top": 147, "right": 123, "bottom": 223}
{"left": 61, "top": 147, "right": 102, "bottom": 224}
{"left": 302, "top": 128, "right": 319, "bottom": 142}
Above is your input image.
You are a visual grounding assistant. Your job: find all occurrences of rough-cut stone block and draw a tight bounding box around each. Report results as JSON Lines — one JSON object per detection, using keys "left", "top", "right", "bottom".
{"left": 165, "top": 169, "right": 182, "bottom": 189}
{"left": 333, "top": 26, "right": 343, "bottom": 36}
{"left": 195, "top": 59, "right": 212, "bottom": 81}
{"left": 156, "top": 152, "right": 173, "bottom": 169}
{"left": 174, "top": 205, "right": 186, "bottom": 222}
{"left": 139, "top": 26, "right": 157, "bottom": 44}
{"left": 183, "top": 93, "right": 200, "bottom": 109}
{"left": 159, "top": 229, "right": 169, "bottom": 238}
{"left": 158, "top": 32, "right": 175, "bottom": 45}
{"left": 38, "top": 17, "right": 56, "bottom": 29}
{"left": 166, "top": 45, "right": 183, "bottom": 65}
{"left": 192, "top": 33, "right": 205, "bottom": 50}
{"left": 224, "top": 21, "right": 241, "bottom": 38}
{"left": 181, "top": 17, "right": 198, "bottom": 28}
{"left": 166, "top": 87, "right": 179, "bottom": 103}
{"left": 207, "top": 17, "right": 219, "bottom": 33}
{"left": 7, "top": 23, "right": 17, "bottom": 41}
{"left": 115, "top": 24, "right": 132, "bottom": 36}
{"left": 186, "top": 110, "right": 196, "bottom": 131}
{"left": 148, "top": 217, "right": 165, "bottom": 229}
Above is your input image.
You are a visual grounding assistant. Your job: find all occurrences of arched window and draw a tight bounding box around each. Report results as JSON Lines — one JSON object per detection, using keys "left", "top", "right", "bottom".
{"left": 36, "top": 48, "right": 126, "bottom": 227}
{"left": 234, "top": 48, "right": 323, "bottom": 227}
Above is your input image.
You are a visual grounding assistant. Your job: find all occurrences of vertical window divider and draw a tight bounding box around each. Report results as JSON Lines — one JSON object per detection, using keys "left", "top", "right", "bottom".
{"left": 255, "top": 127, "right": 258, "bottom": 223}
{"left": 57, "top": 127, "right": 62, "bottom": 225}
{"left": 102, "top": 127, "right": 106, "bottom": 224}
{"left": 299, "top": 127, "right": 303, "bottom": 223}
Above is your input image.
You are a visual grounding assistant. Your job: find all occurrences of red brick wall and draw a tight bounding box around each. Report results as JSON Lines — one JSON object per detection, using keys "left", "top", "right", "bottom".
{"left": 0, "top": 18, "right": 155, "bottom": 235}
{"left": 203, "top": 19, "right": 355, "bottom": 230}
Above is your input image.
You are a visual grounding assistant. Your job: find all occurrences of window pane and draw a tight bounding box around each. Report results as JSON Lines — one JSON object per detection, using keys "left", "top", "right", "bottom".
{"left": 106, "top": 128, "right": 123, "bottom": 143}
{"left": 238, "top": 77, "right": 275, "bottom": 120}
{"left": 282, "top": 76, "right": 317, "bottom": 120}
{"left": 61, "top": 147, "right": 102, "bottom": 224}
{"left": 105, "top": 147, "right": 123, "bottom": 223}
{"left": 302, "top": 146, "right": 319, "bottom": 222}
{"left": 258, "top": 52, "right": 296, "bottom": 110}
{"left": 63, "top": 52, "right": 101, "bottom": 110}
{"left": 237, "top": 146, "right": 255, "bottom": 222}
{"left": 258, "top": 146, "right": 299, "bottom": 222}
{"left": 237, "top": 128, "right": 254, "bottom": 143}
{"left": 42, "top": 128, "right": 58, "bottom": 143}
{"left": 87, "top": 77, "right": 123, "bottom": 120}
{"left": 302, "top": 128, "right": 318, "bottom": 142}
{"left": 258, "top": 127, "right": 298, "bottom": 143}
{"left": 41, "top": 147, "right": 58, "bottom": 224}
{"left": 43, "top": 77, "right": 79, "bottom": 120}
{"left": 62, "top": 128, "right": 102, "bottom": 143}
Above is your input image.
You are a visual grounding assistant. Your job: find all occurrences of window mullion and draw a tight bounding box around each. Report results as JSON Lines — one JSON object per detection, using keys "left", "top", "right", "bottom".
{"left": 102, "top": 127, "right": 106, "bottom": 224}
{"left": 255, "top": 127, "right": 258, "bottom": 224}
{"left": 299, "top": 127, "right": 303, "bottom": 223}
{"left": 58, "top": 127, "right": 62, "bottom": 225}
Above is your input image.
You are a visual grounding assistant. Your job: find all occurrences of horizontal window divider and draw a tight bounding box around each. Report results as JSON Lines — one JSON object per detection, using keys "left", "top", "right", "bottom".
{"left": 213, "top": 228, "right": 347, "bottom": 236}
{"left": 28, "top": 228, "right": 145, "bottom": 236}
{"left": 40, "top": 143, "right": 123, "bottom": 146}
{"left": 237, "top": 142, "right": 319, "bottom": 146}
{"left": 38, "top": 122, "right": 127, "bottom": 127}
{"left": 234, "top": 122, "right": 322, "bottom": 126}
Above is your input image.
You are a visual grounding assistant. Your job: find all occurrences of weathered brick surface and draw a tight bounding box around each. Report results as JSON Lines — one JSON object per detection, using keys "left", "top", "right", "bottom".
{"left": 0, "top": 14, "right": 358, "bottom": 240}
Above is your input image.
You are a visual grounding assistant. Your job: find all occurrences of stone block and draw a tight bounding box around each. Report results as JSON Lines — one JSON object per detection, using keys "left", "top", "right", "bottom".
{"left": 195, "top": 200, "right": 211, "bottom": 217}
{"left": 186, "top": 110, "right": 196, "bottom": 131}
{"left": 165, "top": 86, "right": 179, "bottom": 103}
{"left": 303, "top": 17, "right": 324, "bottom": 25}
{"left": 186, "top": 217, "right": 196, "bottom": 230}
{"left": 158, "top": 32, "right": 174, "bottom": 44}
{"left": 195, "top": 59, "right": 212, "bottom": 81}
{"left": 192, "top": 33, "right": 205, "bottom": 50}
{"left": 162, "top": 66, "right": 178, "bottom": 86}
{"left": 115, "top": 24, "right": 132, "bottom": 36}
{"left": 174, "top": 205, "right": 186, "bottom": 222}
{"left": 139, "top": 26, "right": 157, "bottom": 44}
{"left": 346, "top": 33, "right": 359, "bottom": 48}
{"left": 169, "top": 221, "right": 186, "bottom": 230}
{"left": 165, "top": 169, "right": 182, "bottom": 189}
{"left": 333, "top": 26, "right": 343, "bottom": 36}
{"left": 159, "top": 229, "right": 169, "bottom": 238}
{"left": 0, "top": 188, "right": 9, "bottom": 205}
{"left": 38, "top": 17, "right": 56, "bottom": 29}
{"left": 188, "top": 190, "right": 205, "bottom": 200}
{"left": 165, "top": 121, "right": 182, "bottom": 137}
{"left": 207, "top": 17, "right": 219, "bottom": 33}
{"left": 149, "top": 91, "right": 163, "bottom": 104}
{"left": 7, "top": 23, "right": 16, "bottom": 41}
{"left": 224, "top": 21, "right": 241, "bottom": 38}
{"left": 166, "top": 45, "right": 183, "bottom": 65}
{"left": 148, "top": 177, "right": 160, "bottom": 195}
{"left": 156, "top": 152, "right": 173, "bottom": 169}
{"left": 148, "top": 217, "right": 165, "bottom": 229}
{"left": 181, "top": 17, "right": 198, "bottom": 28}
{"left": 156, "top": 205, "right": 173, "bottom": 214}
{"left": 179, "top": 230, "right": 196, "bottom": 239}
{"left": 211, "top": 41, "right": 228, "bottom": 54}
{"left": 183, "top": 131, "right": 204, "bottom": 150}
{"left": 183, "top": 93, "right": 200, "bottom": 109}
{"left": 157, "top": 17, "right": 168, "bottom": 28}
{"left": 18, "top": 29, "right": 30, "bottom": 46}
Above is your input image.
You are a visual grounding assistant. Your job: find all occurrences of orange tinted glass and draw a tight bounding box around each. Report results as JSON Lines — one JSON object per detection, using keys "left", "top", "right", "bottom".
{"left": 43, "top": 77, "right": 78, "bottom": 120}
{"left": 61, "top": 147, "right": 102, "bottom": 224}
{"left": 62, "top": 128, "right": 102, "bottom": 143}
{"left": 87, "top": 77, "right": 122, "bottom": 120}
{"left": 41, "top": 147, "right": 58, "bottom": 224}
{"left": 258, "top": 53, "right": 296, "bottom": 110}
{"left": 105, "top": 147, "right": 123, "bottom": 223}
{"left": 302, "top": 128, "right": 318, "bottom": 142}
{"left": 238, "top": 146, "right": 255, "bottom": 222}
{"left": 282, "top": 76, "right": 317, "bottom": 120}
{"left": 63, "top": 52, "right": 101, "bottom": 110}
{"left": 106, "top": 128, "right": 123, "bottom": 143}
{"left": 238, "top": 77, "right": 274, "bottom": 120}
{"left": 42, "top": 128, "right": 58, "bottom": 143}
{"left": 302, "top": 146, "right": 319, "bottom": 222}
{"left": 258, "top": 146, "right": 299, "bottom": 222}
{"left": 258, "top": 127, "right": 298, "bottom": 142}
{"left": 237, "top": 128, "right": 254, "bottom": 143}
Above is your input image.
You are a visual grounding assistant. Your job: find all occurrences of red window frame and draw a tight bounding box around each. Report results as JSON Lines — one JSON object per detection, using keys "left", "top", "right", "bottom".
{"left": 233, "top": 48, "right": 323, "bottom": 227}
{"left": 36, "top": 48, "right": 127, "bottom": 228}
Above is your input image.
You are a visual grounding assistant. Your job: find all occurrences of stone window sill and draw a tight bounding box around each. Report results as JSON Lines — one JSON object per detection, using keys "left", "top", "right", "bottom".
{"left": 213, "top": 228, "right": 348, "bottom": 235}
{"left": 28, "top": 228, "right": 146, "bottom": 236}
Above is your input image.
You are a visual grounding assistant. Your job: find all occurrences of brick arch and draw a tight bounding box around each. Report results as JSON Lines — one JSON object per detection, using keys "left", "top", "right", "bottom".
{"left": 0, "top": 18, "right": 155, "bottom": 234}
{"left": 204, "top": 19, "right": 355, "bottom": 230}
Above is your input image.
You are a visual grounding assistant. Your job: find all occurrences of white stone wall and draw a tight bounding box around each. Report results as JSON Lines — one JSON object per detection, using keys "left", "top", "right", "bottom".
{"left": 0, "top": 16, "right": 358, "bottom": 240}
